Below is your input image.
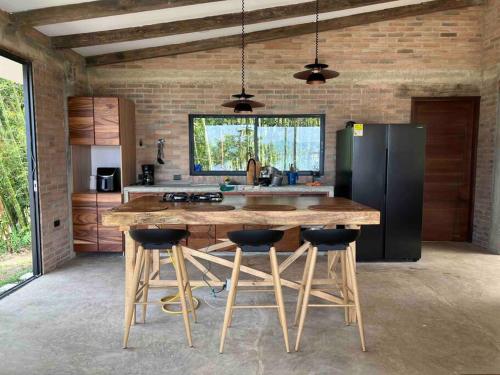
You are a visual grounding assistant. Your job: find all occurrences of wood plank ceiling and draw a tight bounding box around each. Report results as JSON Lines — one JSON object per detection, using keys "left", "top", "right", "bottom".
{"left": 0, "top": 0, "right": 483, "bottom": 66}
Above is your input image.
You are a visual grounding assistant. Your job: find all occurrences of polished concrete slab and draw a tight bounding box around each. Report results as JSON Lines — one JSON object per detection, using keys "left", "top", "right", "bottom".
{"left": 0, "top": 242, "right": 499, "bottom": 375}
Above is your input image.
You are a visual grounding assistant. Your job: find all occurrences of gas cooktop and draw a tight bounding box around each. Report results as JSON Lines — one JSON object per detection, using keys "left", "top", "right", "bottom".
{"left": 162, "top": 192, "right": 224, "bottom": 203}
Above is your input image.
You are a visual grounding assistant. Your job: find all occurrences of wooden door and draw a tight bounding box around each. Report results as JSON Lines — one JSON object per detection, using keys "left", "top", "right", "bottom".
{"left": 97, "top": 193, "right": 123, "bottom": 252}
{"left": 68, "top": 97, "right": 94, "bottom": 145}
{"left": 411, "top": 97, "right": 479, "bottom": 241}
{"left": 72, "top": 193, "right": 98, "bottom": 252}
{"left": 94, "top": 97, "right": 120, "bottom": 145}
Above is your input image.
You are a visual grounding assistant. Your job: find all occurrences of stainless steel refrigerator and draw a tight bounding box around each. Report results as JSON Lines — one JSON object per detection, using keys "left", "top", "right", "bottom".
{"left": 335, "top": 124, "right": 426, "bottom": 261}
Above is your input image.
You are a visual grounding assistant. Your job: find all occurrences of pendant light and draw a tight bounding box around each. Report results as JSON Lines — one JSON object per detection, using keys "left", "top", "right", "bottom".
{"left": 222, "top": 0, "right": 264, "bottom": 113}
{"left": 293, "top": 0, "right": 339, "bottom": 85}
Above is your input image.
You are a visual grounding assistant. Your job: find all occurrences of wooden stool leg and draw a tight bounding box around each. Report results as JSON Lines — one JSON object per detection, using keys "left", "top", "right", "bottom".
{"left": 294, "top": 245, "right": 313, "bottom": 326}
{"left": 123, "top": 246, "right": 145, "bottom": 348}
{"left": 178, "top": 246, "right": 197, "bottom": 323}
{"left": 220, "top": 247, "right": 242, "bottom": 354}
{"left": 227, "top": 249, "right": 242, "bottom": 328}
{"left": 346, "top": 245, "right": 366, "bottom": 352}
{"left": 341, "top": 251, "right": 349, "bottom": 325}
{"left": 140, "top": 251, "right": 151, "bottom": 324}
{"left": 295, "top": 246, "right": 318, "bottom": 352}
{"left": 270, "top": 247, "right": 290, "bottom": 353}
{"left": 172, "top": 245, "right": 193, "bottom": 347}
{"left": 152, "top": 250, "right": 160, "bottom": 280}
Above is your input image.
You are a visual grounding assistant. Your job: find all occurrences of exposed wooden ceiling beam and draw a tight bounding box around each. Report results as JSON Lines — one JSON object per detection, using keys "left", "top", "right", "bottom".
{"left": 12, "top": 0, "right": 222, "bottom": 26}
{"left": 86, "top": 0, "right": 482, "bottom": 67}
{"left": 53, "top": 0, "right": 391, "bottom": 49}
{"left": 0, "top": 9, "right": 85, "bottom": 69}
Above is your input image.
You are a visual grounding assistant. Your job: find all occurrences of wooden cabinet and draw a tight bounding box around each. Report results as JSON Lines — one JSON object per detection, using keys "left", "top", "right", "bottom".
{"left": 69, "top": 97, "right": 94, "bottom": 145}
{"left": 68, "top": 96, "right": 127, "bottom": 146}
{"left": 72, "top": 192, "right": 123, "bottom": 253}
{"left": 70, "top": 96, "right": 135, "bottom": 253}
{"left": 94, "top": 97, "right": 120, "bottom": 146}
{"left": 187, "top": 225, "right": 216, "bottom": 250}
{"left": 72, "top": 193, "right": 98, "bottom": 252}
{"left": 97, "top": 193, "right": 123, "bottom": 252}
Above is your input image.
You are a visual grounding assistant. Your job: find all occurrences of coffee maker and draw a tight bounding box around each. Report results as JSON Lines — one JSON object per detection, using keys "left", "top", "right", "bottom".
{"left": 141, "top": 164, "right": 155, "bottom": 185}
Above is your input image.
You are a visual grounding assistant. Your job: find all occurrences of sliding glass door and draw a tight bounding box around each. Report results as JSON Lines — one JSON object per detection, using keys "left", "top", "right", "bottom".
{"left": 0, "top": 50, "right": 41, "bottom": 297}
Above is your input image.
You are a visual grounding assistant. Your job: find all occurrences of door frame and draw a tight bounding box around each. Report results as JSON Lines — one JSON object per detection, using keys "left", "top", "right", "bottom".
{"left": 0, "top": 49, "right": 42, "bottom": 298}
{"left": 411, "top": 96, "right": 480, "bottom": 242}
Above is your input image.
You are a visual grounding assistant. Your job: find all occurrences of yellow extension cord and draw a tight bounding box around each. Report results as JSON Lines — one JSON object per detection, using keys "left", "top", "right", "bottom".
{"left": 160, "top": 249, "right": 201, "bottom": 315}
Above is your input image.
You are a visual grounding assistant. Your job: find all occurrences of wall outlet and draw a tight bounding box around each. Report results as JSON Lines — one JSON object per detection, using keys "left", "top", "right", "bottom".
{"left": 173, "top": 174, "right": 182, "bottom": 180}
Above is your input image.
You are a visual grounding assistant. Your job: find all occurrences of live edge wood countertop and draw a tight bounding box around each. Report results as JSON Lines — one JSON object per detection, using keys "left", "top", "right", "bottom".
{"left": 102, "top": 195, "right": 380, "bottom": 228}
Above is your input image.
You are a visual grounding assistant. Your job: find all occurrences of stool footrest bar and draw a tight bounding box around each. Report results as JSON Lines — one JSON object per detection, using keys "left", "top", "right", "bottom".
{"left": 232, "top": 305, "right": 279, "bottom": 309}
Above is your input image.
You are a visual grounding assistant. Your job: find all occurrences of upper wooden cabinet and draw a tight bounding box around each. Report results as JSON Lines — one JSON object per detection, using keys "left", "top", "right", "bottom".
{"left": 68, "top": 97, "right": 94, "bottom": 145}
{"left": 69, "top": 96, "right": 133, "bottom": 146}
{"left": 94, "top": 97, "right": 120, "bottom": 146}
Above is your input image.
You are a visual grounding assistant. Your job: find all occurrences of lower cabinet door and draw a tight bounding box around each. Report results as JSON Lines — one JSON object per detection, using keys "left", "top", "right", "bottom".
{"left": 187, "top": 225, "right": 216, "bottom": 250}
{"left": 97, "top": 193, "right": 123, "bottom": 252}
{"left": 73, "top": 207, "right": 98, "bottom": 252}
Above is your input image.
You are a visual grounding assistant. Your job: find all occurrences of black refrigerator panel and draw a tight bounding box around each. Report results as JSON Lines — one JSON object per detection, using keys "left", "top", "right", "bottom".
{"left": 351, "top": 125, "right": 387, "bottom": 261}
{"left": 385, "top": 124, "right": 426, "bottom": 260}
{"left": 335, "top": 128, "right": 354, "bottom": 199}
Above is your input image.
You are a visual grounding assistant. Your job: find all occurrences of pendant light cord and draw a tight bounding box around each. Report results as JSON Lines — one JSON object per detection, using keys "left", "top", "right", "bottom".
{"left": 315, "top": 0, "right": 319, "bottom": 63}
{"left": 241, "top": 0, "right": 245, "bottom": 93}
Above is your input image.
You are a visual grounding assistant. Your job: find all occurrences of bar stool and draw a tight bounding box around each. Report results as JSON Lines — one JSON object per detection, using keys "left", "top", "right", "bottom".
{"left": 294, "top": 229, "right": 366, "bottom": 352}
{"left": 220, "top": 229, "right": 290, "bottom": 353}
{"left": 123, "top": 229, "right": 196, "bottom": 348}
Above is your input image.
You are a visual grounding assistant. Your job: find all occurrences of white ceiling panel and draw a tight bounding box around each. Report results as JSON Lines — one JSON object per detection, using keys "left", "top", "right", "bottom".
{"left": 0, "top": 0, "right": 94, "bottom": 13}
{"left": 36, "top": 0, "right": 310, "bottom": 36}
{"left": 75, "top": 0, "right": 434, "bottom": 56}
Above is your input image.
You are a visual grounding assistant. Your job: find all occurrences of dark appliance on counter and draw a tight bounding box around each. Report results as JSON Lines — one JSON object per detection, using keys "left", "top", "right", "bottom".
{"left": 141, "top": 164, "right": 155, "bottom": 185}
{"left": 162, "top": 192, "right": 190, "bottom": 202}
{"left": 162, "top": 192, "right": 224, "bottom": 203}
{"left": 96, "top": 167, "right": 121, "bottom": 192}
{"left": 335, "top": 124, "right": 426, "bottom": 261}
{"left": 190, "top": 192, "right": 224, "bottom": 202}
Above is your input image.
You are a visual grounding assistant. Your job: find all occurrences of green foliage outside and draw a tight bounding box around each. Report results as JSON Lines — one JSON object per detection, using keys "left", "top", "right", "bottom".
{"left": 0, "top": 77, "right": 31, "bottom": 255}
{"left": 192, "top": 116, "right": 321, "bottom": 172}
{"left": 193, "top": 117, "right": 256, "bottom": 171}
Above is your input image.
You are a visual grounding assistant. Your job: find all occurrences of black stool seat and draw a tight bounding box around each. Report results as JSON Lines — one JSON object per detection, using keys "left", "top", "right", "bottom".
{"left": 302, "top": 229, "right": 360, "bottom": 248}
{"left": 130, "top": 229, "right": 190, "bottom": 250}
{"left": 228, "top": 229, "right": 284, "bottom": 252}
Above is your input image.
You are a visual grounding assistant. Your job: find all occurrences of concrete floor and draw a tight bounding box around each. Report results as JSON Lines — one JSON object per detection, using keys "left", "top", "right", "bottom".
{"left": 0, "top": 243, "right": 499, "bottom": 375}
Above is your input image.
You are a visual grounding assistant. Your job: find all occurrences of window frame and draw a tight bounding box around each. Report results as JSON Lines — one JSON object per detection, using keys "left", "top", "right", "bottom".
{"left": 0, "top": 48, "right": 42, "bottom": 299}
{"left": 188, "top": 114, "right": 325, "bottom": 176}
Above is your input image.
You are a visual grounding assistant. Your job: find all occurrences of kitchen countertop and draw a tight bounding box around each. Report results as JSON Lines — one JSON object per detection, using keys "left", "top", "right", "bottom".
{"left": 123, "top": 183, "right": 334, "bottom": 200}
{"left": 104, "top": 195, "right": 376, "bottom": 227}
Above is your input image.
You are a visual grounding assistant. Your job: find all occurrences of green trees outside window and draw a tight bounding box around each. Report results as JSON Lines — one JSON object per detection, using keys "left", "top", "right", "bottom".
{"left": 190, "top": 115, "right": 324, "bottom": 175}
{"left": 0, "top": 77, "right": 31, "bottom": 255}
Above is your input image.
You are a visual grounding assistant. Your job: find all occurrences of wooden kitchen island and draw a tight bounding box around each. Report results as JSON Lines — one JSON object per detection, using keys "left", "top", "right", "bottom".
{"left": 102, "top": 195, "right": 380, "bottom": 333}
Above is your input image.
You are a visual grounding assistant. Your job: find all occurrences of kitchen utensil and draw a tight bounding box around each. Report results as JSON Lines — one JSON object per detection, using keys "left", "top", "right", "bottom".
{"left": 247, "top": 158, "right": 258, "bottom": 185}
{"left": 157, "top": 138, "right": 165, "bottom": 164}
{"left": 270, "top": 174, "right": 283, "bottom": 186}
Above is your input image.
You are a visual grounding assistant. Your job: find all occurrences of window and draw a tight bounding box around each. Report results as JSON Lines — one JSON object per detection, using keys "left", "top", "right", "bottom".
{"left": 189, "top": 114, "right": 325, "bottom": 176}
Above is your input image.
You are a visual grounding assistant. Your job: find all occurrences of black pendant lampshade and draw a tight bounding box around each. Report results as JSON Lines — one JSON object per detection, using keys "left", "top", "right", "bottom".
{"left": 222, "top": 0, "right": 264, "bottom": 113}
{"left": 293, "top": 0, "right": 339, "bottom": 85}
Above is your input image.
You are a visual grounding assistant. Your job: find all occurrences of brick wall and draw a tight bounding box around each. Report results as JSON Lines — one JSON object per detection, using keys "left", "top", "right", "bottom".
{"left": 89, "top": 6, "right": 496, "bottom": 245}
{"left": 0, "top": 12, "right": 88, "bottom": 272}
